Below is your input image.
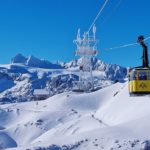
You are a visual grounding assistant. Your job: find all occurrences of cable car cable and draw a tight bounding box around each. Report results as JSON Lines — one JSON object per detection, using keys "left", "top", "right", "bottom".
{"left": 101, "top": 0, "right": 123, "bottom": 25}
{"left": 105, "top": 36, "right": 150, "bottom": 51}
{"left": 87, "top": 0, "right": 109, "bottom": 33}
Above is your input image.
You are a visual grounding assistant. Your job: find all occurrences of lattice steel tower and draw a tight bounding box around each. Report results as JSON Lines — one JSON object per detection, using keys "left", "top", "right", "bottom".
{"left": 73, "top": 25, "right": 98, "bottom": 92}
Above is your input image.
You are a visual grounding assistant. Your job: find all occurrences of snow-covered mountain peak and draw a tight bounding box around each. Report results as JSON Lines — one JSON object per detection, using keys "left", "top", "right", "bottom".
{"left": 11, "top": 53, "right": 27, "bottom": 64}
{"left": 11, "top": 54, "right": 63, "bottom": 69}
{"left": 0, "top": 54, "right": 127, "bottom": 104}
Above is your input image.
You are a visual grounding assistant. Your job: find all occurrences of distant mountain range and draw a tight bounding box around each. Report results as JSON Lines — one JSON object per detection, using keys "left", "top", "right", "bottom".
{"left": 0, "top": 54, "right": 127, "bottom": 103}
{"left": 11, "top": 53, "right": 63, "bottom": 69}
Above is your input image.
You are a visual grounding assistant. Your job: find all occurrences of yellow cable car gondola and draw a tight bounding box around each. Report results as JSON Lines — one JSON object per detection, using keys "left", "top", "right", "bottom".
{"left": 128, "top": 36, "right": 150, "bottom": 95}
{"left": 128, "top": 68, "right": 150, "bottom": 95}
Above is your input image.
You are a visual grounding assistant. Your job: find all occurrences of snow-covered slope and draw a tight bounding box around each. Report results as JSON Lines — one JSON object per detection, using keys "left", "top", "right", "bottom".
{"left": 0, "top": 82, "right": 150, "bottom": 150}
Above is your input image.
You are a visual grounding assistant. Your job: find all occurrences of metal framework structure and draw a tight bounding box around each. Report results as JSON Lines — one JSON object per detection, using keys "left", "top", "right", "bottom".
{"left": 73, "top": 25, "right": 98, "bottom": 92}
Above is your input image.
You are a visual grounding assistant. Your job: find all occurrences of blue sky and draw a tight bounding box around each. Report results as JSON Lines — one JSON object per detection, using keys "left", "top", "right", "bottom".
{"left": 0, "top": 0, "right": 150, "bottom": 67}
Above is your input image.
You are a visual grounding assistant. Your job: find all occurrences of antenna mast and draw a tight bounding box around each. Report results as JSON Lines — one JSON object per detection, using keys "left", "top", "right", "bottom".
{"left": 73, "top": 25, "right": 98, "bottom": 92}
{"left": 72, "top": 0, "right": 109, "bottom": 92}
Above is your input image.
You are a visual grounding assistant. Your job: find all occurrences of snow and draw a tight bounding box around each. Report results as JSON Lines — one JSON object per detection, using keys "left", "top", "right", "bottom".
{"left": 0, "top": 132, "right": 17, "bottom": 148}
{"left": 11, "top": 54, "right": 63, "bottom": 69}
{"left": 0, "top": 78, "right": 15, "bottom": 93}
{"left": 33, "top": 89, "right": 49, "bottom": 95}
{"left": 0, "top": 81, "right": 150, "bottom": 150}
{"left": 1, "top": 54, "right": 145, "bottom": 149}
{"left": 0, "top": 54, "right": 127, "bottom": 104}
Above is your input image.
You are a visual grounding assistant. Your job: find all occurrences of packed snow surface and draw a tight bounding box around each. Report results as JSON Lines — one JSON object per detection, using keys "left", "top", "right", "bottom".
{"left": 0, "top": 82, "right": 150, "bottom": 150}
